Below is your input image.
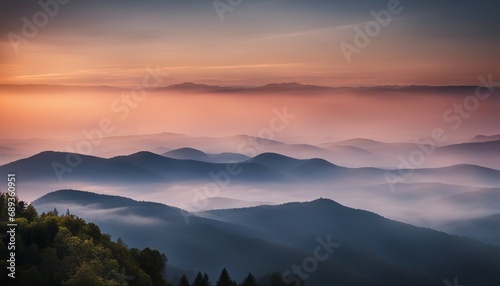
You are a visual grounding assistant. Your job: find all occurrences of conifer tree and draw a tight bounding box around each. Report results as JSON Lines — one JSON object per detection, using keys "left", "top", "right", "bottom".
{"left": 203, "top": 273, "right": 212, "bottom": 286}
{"left": 216, "top": 268, "right": 233, "bottom": 286}
{"left": 179, "top": 275, "right": 190, "bottom": 286}
{"left": 192, "top": 272, "right": 205, "bottom": 286}
{"left": 241, "top": 272, "right": 258, "bottom": 286}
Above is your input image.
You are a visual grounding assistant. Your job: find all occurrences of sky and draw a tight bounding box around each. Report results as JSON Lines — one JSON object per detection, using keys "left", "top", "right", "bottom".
{"left": 1, "top": 0, "right": 500, "bottom": 219}
{"left": 0, "top": 0, "right": 499, "bottom": 142}
{"left": 0, "top": 0, "right": 499, "bottom": 87}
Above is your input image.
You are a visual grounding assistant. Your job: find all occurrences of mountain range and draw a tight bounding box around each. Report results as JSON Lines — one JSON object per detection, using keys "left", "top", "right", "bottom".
{"left": 1, "top": 83, "right": 490, "bottom": 94}
{"left": 163, "top": 147, "right": 249, "bottom": 163}
{"left": 2, "top": 131, "right": 500, "bottom": 170}
{"left": 3, "top": 150, "right": 500, "bottom": 189}
{"left": 32, "top": 189, "right": 500, "bottom": 286}
{"left": 2, "top": 148, "right": 500, "bottom": 242}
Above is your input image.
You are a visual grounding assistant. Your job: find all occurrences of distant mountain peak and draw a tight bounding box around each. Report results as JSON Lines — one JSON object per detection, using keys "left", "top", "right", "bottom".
{"left": 167, "top": 147, "right": 207, "bottom": 156}
{"left": 33, "top": 189, "right": 135, "bottom": 205}
{"left": 256, "top": 82, "right": 331, "bottom": 90}
{"left": 122, "top": 150, "right": 159, "bottom": 157}
{"left": 470, "top": 134, "right": 500, "bottom": 143}
{"left": 307, "top": 197, "right": 345, "bottom": 207}
{"left": 160, "top": 82, "right": 226, "bottom": 91}
{"left": 28, "top": 150, "right": 98, "bottom": 161}
{"left": 33, "top": 189, "right": 184, "bottom": 213}
{"left": 171, "top": 82, "right": 217, "bottom": 88}
{"left": 252, "top": 152, "right": 296, "bottom": 161}
{"left": 260, "top": 81, "right": 325, "bottom": 88}
{"left": 262, "top": 82, "right": 304, "bottom": 87}
{"left": 336, "top": 138, "right": 383, "bottom": 144}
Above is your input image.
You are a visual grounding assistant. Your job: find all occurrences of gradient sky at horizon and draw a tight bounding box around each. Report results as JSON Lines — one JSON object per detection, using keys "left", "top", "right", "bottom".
{"left": 1, "top": 0, "right": 500, "bottom": 142}
{"left": 1, "top": 0, "right": 499, "bottom": 87}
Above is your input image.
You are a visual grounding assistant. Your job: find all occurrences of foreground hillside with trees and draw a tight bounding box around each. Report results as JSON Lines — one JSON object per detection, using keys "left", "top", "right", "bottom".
{"left": 0, "top": 193, "right": 303, "bottom": 286}
{"left": 0, "top": 193, "right": 170, "bottom": 286}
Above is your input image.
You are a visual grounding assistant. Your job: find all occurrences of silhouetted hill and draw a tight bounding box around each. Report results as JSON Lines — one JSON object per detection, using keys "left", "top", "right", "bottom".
{"left": 111, "top": 151, "right": 284, "bottom": 182}
{"left": 4, "top": 151, "right": 500, "bottom": 188}
{"left": 443, "top": 213, "right": 500, "bottom": 246}
{"left": 252, "top": 82, "right": 333, "bottom": 93}
{"left": 0, "top": 151, "right": 285, "bottom": 183}
{"left": 248, "top": 153, "right": 353, "bottom": 180}
{"left": 33, "top": 189, "right": 189, "bottom": 218}
{"left": 34, "top": 190, "right": 371, "bottom": 285}
{"left": 0, "top": 151, "right": 164, "bottom": 183}
{"left": 33, "top": 190, "right": 500, "bottom": 286}
{"left": 2, "top": 83, "right": 490, "bottom": 96}
{"left": 414, "top": 164, "right": 500, "bottom": 187}
{"left": 470, "top": 134, "right": 500, "bottom": 143}
{"left": 191, "top": 196, "right": 274, "bottom": 211}
{"left": 437, "top": 188, "right": 500, "bottom": 211}
{"left": 439, "top": 140, "right": 500, "bottom": 155}
{"left": 289, "top": 158, "right": 340, "bottom": 176}
{"left": 205, "top": 198, "right": 500, "bottom": 285}
{"left": 432, "top": 140, "right": 500, "bottom": 169}
{"left": 249, "top": 153, "right": 307, "bottom": 171}
{"left": 164, "top": 147, "right": 206, "bottom": 159}
{"left": 323, "top": 138, "right": 384, "bottom": 149}
{"left": 163, "top": 147, "right": 249, "bottom": 163}
{"left": 35, "top": 189, "right": 136, "bottom": 206}
{"left": 159, "top": 82, "right": 230, "bottom": 92}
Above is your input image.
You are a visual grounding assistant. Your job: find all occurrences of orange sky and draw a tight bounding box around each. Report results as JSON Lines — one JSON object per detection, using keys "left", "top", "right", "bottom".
{"left": 0, "top": 0, "right": 499, "bottom": 87}
{"left": 1, "top": 1, "right": 499, "bottom": 142}
{"left": 1, "top": 86, "right": 499, "bottom": 143}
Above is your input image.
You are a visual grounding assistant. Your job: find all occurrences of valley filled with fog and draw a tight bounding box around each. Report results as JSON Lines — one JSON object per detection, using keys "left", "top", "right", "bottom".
{"left": 2, "top": 84, "right": 500, "bottom": 285}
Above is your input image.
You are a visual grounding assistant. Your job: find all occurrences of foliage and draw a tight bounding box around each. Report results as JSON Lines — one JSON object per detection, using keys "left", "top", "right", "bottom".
{"left": 0, "top": 192, "right": 169, "bottom": 286}
{"left": 192, "top": 272, "right": 210, "bottom": 286}
{"left": 0, "top": 193, "right": 305, "bottom": 286}
{"left": 240, "top": 273, "right": 258, "bottom": 286}
{"left": 215, "top": 268, "right": 235, "bottom": 286}
{"left": 178, "top": 275, "right": 190, "bottom": 286}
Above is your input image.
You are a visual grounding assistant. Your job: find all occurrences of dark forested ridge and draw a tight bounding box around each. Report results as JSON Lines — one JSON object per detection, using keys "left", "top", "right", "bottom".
{"left": 0, "top": 193, "right": 304, "bottom": 286}
{"left": 31, "top": 190, "right": 500, "bottom": 286}
{"left": 0, "top": 192, "right": 170, "bottom": 286}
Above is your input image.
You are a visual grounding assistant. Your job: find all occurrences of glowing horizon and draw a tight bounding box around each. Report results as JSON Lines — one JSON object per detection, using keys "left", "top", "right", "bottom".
{"left": 1, "top": 0, "right": 499, "bottom": 87}
{"left": 1, "top": 0, "right": 499, "bottom": 142}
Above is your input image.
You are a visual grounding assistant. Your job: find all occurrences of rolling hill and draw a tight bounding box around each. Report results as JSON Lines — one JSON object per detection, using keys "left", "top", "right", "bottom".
{"left": 3, "top": 151, "right": 500, "bottom": 189}
{"left": 163, "top": 147, "right": 249, "bottom": 163}
{"left": 32, "top": 190, "right": 500, "bottom": 286}
{"left": 442, "top": 213, "right": 500, "bottom": 246}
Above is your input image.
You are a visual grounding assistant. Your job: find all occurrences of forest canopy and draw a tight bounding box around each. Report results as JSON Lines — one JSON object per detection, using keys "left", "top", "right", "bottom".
{"left": 0, "top": 192, "right": 169, "bottom": 286}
